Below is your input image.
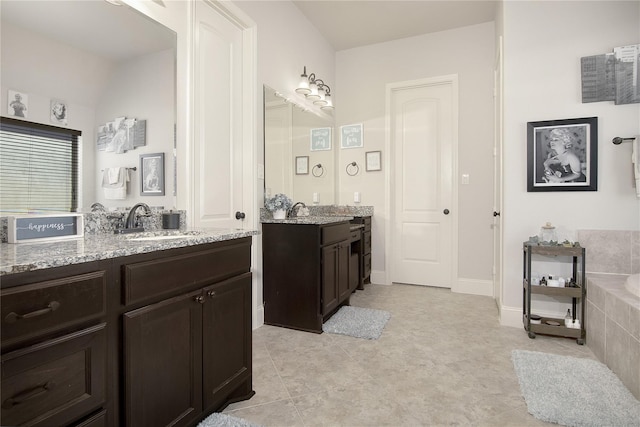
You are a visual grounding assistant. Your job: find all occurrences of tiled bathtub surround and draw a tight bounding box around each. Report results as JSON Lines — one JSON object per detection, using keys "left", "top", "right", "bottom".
{"left": 578, "top": 230, "right": 640, "bottom": 400}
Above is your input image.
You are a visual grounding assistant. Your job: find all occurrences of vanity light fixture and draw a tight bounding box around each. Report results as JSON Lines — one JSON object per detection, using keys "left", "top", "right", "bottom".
{"left": 104, "top": 0, "right": 124, "bottom": 5}
{"left": 295, "top": 66, "right": 334, "bottom": 110}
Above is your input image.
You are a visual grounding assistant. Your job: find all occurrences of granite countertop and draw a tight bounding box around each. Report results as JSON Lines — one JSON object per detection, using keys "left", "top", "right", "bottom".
{"left": 260, "top": 216, "right": 354, "bottom": 225}
{"left": 0, "top": 228, "right": 259, "bottom": 276}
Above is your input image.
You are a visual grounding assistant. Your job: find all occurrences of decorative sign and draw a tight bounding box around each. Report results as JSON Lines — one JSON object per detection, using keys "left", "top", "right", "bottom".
{"left": 8, "top": 214, "right": 84, "bottom": 243}
{"left": 340, "top": 123, "right": 363, "bottom": 149}
{"left": 310, "top": 127, "right": 332, "bottom": 151}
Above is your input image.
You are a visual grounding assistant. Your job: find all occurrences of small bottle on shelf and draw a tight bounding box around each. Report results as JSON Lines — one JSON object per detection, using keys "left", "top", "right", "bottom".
{"left": 540, "top": 276, "right": 547, "bottom": 286}
{"left": 564, "top": 309, "right": 572, "bottom": 326}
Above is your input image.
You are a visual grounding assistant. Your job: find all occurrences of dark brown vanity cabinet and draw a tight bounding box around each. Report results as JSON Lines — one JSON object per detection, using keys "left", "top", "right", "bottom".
{"left": 263, "top": 221, "right": 351, "bottom": 333}
{"left": 1, "top": 263, "right": 109, "bottom": 427}
{"left": 1, "top": 236, "right": 254, "bottom": 427}
{"left": 350, "top": 216, "right": 372, "bottom": 287}
{"left": 121, "top": 239, "right": 253, "bottom": 427}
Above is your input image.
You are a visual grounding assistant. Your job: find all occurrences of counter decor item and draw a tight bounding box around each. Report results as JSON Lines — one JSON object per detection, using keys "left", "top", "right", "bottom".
{"left": 162, "top": 211, "right": 180, "bottom": 229}
{"left": 265, "top": 193, "right": 292, "bottom": 220}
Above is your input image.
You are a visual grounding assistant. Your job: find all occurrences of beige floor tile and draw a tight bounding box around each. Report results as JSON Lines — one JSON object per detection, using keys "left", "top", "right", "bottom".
{"left": 224, "top": 283, "right": 597, "bottom": 426}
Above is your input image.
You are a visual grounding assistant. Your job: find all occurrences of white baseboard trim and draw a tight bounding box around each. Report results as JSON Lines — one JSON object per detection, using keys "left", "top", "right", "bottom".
{"left": 253, "top": 304, "right": 264, "bottom": 330}
{"left": 453, "top": 278, "right": 493, "bottom": 297}
{"left": 500, "top": 305, "right": 522, "bottom": 328}
{"left": 370, "top": 270, "right": 387, "bottom": 285}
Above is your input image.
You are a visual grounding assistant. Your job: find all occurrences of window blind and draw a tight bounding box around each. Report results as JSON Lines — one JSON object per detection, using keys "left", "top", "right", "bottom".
{"left": 0, "top": 117, "right": 80, "bottom": 213}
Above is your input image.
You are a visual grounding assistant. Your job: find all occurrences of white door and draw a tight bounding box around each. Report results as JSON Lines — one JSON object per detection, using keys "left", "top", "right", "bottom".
{"left": 389, "top": 76, "right": 457, "bottom": 288}
{"left": 192, "top": 1, "right": 245, "bottom": 229}
{"left": 493, "top": 37, "right": 504, "bottom": 303}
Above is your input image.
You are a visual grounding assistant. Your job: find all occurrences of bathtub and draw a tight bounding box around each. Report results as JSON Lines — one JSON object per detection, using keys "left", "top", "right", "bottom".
{"left": 625, "top": 273, "right": 640, "bottom": 297}
{"left": 585, "top": 273, "right": 640, "bottom": 400}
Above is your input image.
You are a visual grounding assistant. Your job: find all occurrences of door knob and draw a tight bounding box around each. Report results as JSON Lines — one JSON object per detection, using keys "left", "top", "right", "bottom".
{"left": 443, "top": 209, "right": 450, "bottom": 215}
{"left": 493, "top": 211, "right": 501, "bottom": 217}
{"left": 235, "top": 211, "right": 245, "bottom": 220}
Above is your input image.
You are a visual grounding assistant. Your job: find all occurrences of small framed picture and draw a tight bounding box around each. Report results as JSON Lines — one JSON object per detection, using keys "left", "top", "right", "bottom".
{"left": 527, "top": 117, "right": 598, "bottom": 192}
{"left": 295, "top": 156, "right": 309, "bottom": 175}
{"left": 366, "top": 151, "right": 382, "bottom": 171}
{"left": 140, "top": 152, "right": 165, "bottom": 196}
{"left": 7, "top": 90, "right": 28, "bottom": 119}
{"left": 310, "top": 127, "right": 332, "bottom": 151}
{"left": 340, "top": 123, "right": 363, "bottom": 149}
{"left": 50, "top": 99, "right": 68, "bottom": 126}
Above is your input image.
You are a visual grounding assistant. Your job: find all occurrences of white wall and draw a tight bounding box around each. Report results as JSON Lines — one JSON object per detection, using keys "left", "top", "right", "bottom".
{"left": 501, "top": 1, "right": 640, "bottom": 326}
{"left": 336, "top": 22, "right": 496, "bottom": 288}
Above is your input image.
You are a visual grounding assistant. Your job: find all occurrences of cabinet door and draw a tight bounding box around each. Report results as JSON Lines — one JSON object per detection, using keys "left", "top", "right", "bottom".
{"left": 202, "top": 272, "right": 252, "bottom": 411}
{"left": 322, "top": 244, "right": 339, "bottom": 315}
{"left": 337, "top": 242, "right": 351, "bottom": 301}
{"left": 124, "top": 290, "right": 203, "bottom": 427}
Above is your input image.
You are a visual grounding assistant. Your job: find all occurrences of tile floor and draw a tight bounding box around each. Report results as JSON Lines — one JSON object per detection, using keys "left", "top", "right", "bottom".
{"left": 224, "top": 284, "right": 597, "bottom": 426}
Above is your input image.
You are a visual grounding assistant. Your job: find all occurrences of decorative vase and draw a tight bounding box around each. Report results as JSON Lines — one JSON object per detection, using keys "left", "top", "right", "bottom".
{"left": 272, "top": 209, "right": 286, "bottom": 220}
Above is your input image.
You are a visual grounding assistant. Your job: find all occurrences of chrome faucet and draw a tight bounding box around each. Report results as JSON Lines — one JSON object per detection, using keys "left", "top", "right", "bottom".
{"left": 90, "top": 202, "right": 106, "bottom": 212}
{"left": 125, "top": 203, "right": 152, "bottom": 229}
{"left": 288, "top": 202, "right": 307, "bottom": 218}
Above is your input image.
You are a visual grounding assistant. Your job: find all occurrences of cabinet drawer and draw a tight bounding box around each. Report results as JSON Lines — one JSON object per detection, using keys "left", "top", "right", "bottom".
{"left": 1, "top": 271, "right": 106, "bottom": 348}
{"left": 363, "top": 231, "right": 371, "bottom": 254}
{"left": 1, "top": 324, "right": 106, "bottom": 427}
{"left": 321, "top": 223, "right": 350, "bottom": 246}
{"left": 74, "top": 409, "right": 107, "bottom": 427}
{"left": 350, "top": 230, "right": 361, "bottom": 242}
{"left": 123, "top": 241, "right": 251, "bottom": 305}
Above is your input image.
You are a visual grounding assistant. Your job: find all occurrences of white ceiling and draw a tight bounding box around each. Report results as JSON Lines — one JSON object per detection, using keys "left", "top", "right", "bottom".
{"left": 292, "top": 0, "right": 499, "bottom": 51}
{"left": 0, "top": 0, "right": 175, "bottom": 63}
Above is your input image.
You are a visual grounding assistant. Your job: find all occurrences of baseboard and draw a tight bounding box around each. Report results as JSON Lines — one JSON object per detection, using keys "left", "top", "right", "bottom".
{"left": 370, "top": 270, "right": 386, "bottom": 285}
{"left": 500, "top": 304, "right": 522, "bottom": 328}
{"left": 253, "top": 303, "right": 264, "bottom": 330}
{"left": 453, "top": 278, "right": 493, "bottom": 297}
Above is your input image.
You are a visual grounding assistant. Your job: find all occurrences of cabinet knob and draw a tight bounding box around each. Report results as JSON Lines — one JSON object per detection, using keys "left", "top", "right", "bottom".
{"left": 194, "top": 295, "right": 205, "bottom": 304}
{"left": 207, "top": 290, "right": 216, "bottom": 298}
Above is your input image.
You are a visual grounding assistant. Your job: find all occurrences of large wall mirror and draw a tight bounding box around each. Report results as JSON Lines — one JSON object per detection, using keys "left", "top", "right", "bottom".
{"left": 1, "top": 0, "right": 176, "bottom": 211}
{"left": 264, "top": 85, "right": 335, "bottom": 206}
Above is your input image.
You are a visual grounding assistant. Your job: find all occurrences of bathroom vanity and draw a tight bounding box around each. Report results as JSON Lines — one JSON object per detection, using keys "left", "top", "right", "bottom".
{"left": 0, "top": 229, "right": 257, "bottom": 427}
{"left": 262, "top": 217, "right": 356, "bottom": 333}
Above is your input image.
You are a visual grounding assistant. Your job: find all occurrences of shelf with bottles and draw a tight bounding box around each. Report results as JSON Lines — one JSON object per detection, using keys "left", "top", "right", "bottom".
{"left": 522, "top": 241, "right": 586, "bottom": 345}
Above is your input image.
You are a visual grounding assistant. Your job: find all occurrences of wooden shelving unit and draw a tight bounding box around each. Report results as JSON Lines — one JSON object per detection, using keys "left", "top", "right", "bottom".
{"left": 522, "top": 242, "right": 586, "bottom": 345}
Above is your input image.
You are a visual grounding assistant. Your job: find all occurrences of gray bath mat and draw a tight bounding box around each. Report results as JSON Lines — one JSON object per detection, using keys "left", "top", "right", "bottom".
{"left": 322, "top": 306, "right": 391, "bottom": 339}
{"left": 512, "top": 350, "right": 640, "bottom": 426}
{"left": 197, "top": 412, "right": 262, "bottom": 427}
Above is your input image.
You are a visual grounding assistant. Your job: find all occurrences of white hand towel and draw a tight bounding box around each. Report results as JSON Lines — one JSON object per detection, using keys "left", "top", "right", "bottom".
{"left": 102, "top": 167, "right": 129, "bottom": 200}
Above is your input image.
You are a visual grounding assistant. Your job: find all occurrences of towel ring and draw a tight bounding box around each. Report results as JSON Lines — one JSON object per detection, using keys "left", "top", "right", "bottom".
{"left": 312, "top": 163, "right": 324, "bottom": 177}
{"left": 346, "top": 161, "right": 359, "bottom": 176}
{"left": 612, "top": 136, "right": 636, "bottom": 145}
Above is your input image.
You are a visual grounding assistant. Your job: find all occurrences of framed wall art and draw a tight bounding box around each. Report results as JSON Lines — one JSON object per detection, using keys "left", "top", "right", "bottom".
{"left": 140, "top": 152, "right": 165, "bottom": 196}
{"left": 365, "top": 151, "right": 382, "bottom": 171}
{"left": 527, "top": 117, "right": 598, "bottom": 192}
{"left": 295, "top": 156, "right": 309, "bottom": 175}
{"left": 310, "top": 127, "right": 332, "bottom": 151}
{"left": 340, "top": 123, "right": 363, "bottom": 149}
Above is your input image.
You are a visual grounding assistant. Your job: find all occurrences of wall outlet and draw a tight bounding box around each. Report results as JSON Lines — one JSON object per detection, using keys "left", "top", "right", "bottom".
{"left": 354, "top": 191, "right": 360, "bottom": 203}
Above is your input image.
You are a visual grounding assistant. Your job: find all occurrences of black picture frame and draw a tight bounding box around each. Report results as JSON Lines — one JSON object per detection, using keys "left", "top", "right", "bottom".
{"left": 527, "top": 117, "right": 598, "bottom": 192}
{"left": 140, "top": 152, "right": 165, "bottom": 196}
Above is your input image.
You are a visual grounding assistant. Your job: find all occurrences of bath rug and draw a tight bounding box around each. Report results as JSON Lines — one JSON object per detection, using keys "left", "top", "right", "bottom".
{"left": 322, "top": 306, "right": 391, "bottom": 339}
{"left": 197, "top": 412, "right": 262, "bottom": 427}
{"left": 512, "top": 350, "right": 640, "bottom": 427}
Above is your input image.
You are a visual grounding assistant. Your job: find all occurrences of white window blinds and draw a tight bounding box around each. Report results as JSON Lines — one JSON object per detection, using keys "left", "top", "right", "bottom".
{"left": 0, "top": 117, "right": 80, "bottom": 213}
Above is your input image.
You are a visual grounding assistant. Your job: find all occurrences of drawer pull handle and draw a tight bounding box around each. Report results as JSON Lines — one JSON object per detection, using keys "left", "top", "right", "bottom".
{"left": 5, "top": 301, "right": 61, "bottom": 324}
{"left": 2, "top": 381, "right": 56, "bottom": 409}
{"left": 194, "top": 296, "right": 205, "bottom": 304}
{"left": 207, "top": 290, "right": 216, "bottom": 298}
